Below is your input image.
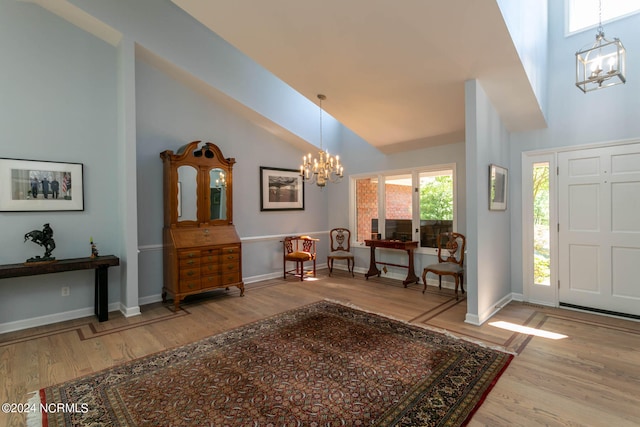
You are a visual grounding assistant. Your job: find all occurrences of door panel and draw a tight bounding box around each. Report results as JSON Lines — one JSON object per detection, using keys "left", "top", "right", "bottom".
{"left": 559, "top": 143, "right": 640, "bottom": 316}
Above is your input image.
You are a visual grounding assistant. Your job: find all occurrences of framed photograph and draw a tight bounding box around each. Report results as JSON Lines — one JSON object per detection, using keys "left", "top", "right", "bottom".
{"left": 489, "top": 164, "right": 508, "bottom": 211}
{"left": 260, "top": 166, "right": 304, "bottom": 211}
{"left": 0, "top": 158, "right": 84, "bottom": 212}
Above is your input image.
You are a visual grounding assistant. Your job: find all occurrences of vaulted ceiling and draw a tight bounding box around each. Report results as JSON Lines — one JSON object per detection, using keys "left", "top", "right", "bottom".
{"left": 172, "top": 0, "right": 546, "bottom": 153}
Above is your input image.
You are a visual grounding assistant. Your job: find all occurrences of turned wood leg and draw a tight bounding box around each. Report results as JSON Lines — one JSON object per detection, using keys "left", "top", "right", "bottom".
{"left": 460, "top": 273, "right": 465, "bottom": 294}
{"left": 162, "top": 290, "right": 167, "bottom": 303}
{"left": 438, "top": 276, "right": 442, "bottom": 290}
{"left": 454, "top": 276, "right": 459, "bottom": 300}
{"left": 422, "top": 270, "right": 427, "bottom": 293}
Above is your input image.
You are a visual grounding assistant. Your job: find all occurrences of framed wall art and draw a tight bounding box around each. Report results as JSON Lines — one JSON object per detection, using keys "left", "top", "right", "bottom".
{"left": 489, "top": 163, "right": 508, "bottom": 211}
{"left": 0, "top": 157, "right": 84, "bottom": 211}
{"left": 260, "top": 166, "right": 304, "bottom": 211}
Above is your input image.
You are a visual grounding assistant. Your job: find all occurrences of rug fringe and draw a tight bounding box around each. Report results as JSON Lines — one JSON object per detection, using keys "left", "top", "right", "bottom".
{"left": 323, "top": 298, "right": 518, "bottom": 356}
{"left": 25, "top": 390, "right": 43, "bottom": 427}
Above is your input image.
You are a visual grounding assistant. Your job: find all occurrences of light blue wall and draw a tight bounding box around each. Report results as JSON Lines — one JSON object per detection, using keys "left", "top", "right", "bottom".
{"left": 0, "top": 0, "right": 121, "bottom": 325}
{"left": 508, "top": 1, "right": 640, "bottom": 295}
{"left": 135, "top": 58, "right": 331, "bottom": 298}
{"left": 67, "top": 0, "right": 330, "bottom": 151}
{"left": 465, "top": 80, "right": 511, "bottom": 324}
{"left": 497, "top": 0, "right": 548, "bottom": 120}
{"left": 1, "top": 0, "right": 566, "bottom": 330}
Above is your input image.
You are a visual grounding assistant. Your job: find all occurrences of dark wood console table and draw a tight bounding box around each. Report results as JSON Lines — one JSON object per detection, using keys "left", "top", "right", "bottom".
{"left": 364, "top": 240, "right": 420, "bottom": 286}
{"left": 0, "top": 256, "right": 120, "bottom": 322}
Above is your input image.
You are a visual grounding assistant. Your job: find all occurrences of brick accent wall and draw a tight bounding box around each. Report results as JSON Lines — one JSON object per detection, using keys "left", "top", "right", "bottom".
{"left": 385, "top": 184, "right": 412, "bottom": 219}
{"left": 356, "top": 178, "right": 377, "bottom": 242}
{"left": 356, "top": 180, "right": 412, "bottom": 242}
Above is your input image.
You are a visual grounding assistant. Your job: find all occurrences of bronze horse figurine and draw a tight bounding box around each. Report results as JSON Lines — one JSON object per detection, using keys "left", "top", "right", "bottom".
{"left": 24, "top": 223, "right": 56, "bottom": 260}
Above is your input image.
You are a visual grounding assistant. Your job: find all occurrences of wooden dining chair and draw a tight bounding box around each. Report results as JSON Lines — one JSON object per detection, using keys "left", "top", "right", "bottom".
{"left": 327, "top": 228, "right": 355, "bottom": 277}
{"left": 421, "top": 232, "right": 466, "bottom": 299}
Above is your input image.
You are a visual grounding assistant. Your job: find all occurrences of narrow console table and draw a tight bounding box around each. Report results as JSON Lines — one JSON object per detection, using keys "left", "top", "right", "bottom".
{"left": 364, "top": 240, "right": 420, "bottom": 286}
{"left": 0, "top": 255, "right": 120, "bottom": 322}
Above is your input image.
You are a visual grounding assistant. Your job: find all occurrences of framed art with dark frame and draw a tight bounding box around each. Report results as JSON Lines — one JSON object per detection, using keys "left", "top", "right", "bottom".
{"left": 489, "top": 163, "right": 508, "bottom": 211}
{"left": 260, "top": 166, "right": 304, "bottom": 211}
{"left": 0, "top": 157, "right": 84, "bottom": 212}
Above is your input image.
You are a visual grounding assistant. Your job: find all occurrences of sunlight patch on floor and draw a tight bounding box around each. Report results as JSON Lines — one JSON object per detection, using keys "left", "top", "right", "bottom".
{"left": 489, "top": 321, "right": 568, "bottom": 340}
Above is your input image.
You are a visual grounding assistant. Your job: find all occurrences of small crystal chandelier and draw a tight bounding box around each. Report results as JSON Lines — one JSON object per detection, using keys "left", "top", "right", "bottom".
{"left": 300, "top": 94, "right": 344, "bottom": 188}
{"left": 575, "top": 0, "right": 626, "bottom": 93}
{"left": 214, "top": 171, "right": 226, "bottom": 188}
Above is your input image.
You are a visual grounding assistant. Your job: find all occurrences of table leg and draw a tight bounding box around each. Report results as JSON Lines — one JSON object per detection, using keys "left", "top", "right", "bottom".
{"left": 365, "top": 245, "right": 380, "bottom": 280}
{"left": 403, "top": 248, "right": 420, "bottom": 287}
{"left": 94, "top": 266, "right": 109, "bottom": 322}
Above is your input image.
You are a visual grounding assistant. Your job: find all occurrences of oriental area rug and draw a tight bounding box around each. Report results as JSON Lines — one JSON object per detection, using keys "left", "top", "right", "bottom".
{"left": 29, "top": 301, "right": 513, "bottom": 426}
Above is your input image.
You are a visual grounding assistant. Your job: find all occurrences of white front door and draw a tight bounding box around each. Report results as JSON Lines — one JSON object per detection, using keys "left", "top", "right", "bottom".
{"left": 558, "top": 143, "right": 640, "bottom": 316}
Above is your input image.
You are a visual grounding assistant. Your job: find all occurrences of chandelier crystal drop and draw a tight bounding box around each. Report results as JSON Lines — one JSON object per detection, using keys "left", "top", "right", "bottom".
{"left": 300, "top": 94, "right": 344, "bottom": 188}
{"left": 575, "top": 0, "right": 626, "bottom": 93}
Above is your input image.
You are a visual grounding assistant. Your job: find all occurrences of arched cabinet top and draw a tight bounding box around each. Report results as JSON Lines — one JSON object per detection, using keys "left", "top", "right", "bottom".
{"left": 160, "top": 140, "right": 236, "bottom": 169}
{"left": 160, "top": 141, "right": 236, "bottom": 227}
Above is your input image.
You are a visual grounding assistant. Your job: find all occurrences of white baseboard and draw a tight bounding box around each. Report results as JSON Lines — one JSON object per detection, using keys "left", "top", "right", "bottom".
{"left": 0, "top": 302, "right": 121, "bottom": 334}
{"left": 120, "top": 303, "right": 141, "bottom": 317}
{"left": 466, "top": 293, "right": 516, "bottom": 326}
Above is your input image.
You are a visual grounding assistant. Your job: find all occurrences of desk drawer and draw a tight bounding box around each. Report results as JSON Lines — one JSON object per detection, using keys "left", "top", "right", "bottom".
{"left": 221, "top": 272, "right": 241, "bottom": 285}
{"left": 179, "top": 267, "right": 200, "bottom": 280}
{"left": 179, "top": 257, "right": 200, "bottom": 268}
{"left": 179, "top": 280, "right": 200, "bottom": 292}
{"left": 201, "top": 275, "right": 221, "bottom": 288}
{"left": 178, "top": 250, "right": 201, "bottom": 260}
{"left": 221, "top": 262, "right": 240, "bottom": 274}
{"left": 201, "top": 253, "right": 220, "bottom": 264}
{"left": 201, "top": 263, "right": 220, "bottom": 274}
{"left": 221, "top": 252, "right": 240, "bottom": 263}
{"left": 221, "top": 246, "right": 240, "bottom": 255}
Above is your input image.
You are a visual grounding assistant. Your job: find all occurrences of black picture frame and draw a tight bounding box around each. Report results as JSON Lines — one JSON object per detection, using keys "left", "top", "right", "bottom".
{"left": 260, "top": 166, "right": 304, "bottom": 211}
{"left": 0, "top": 157, "right": 84, "bottom": 211}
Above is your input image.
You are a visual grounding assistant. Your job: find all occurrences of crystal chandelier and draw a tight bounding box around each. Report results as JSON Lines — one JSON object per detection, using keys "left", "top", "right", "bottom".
{"left": 214, "top": 171, "right": 226, "bottom": 188}
{"left": 300, "top": 94, "right": 344, "bottom": 188}
{"left": 575, "top": 0, "right": 626, "bottom": 93}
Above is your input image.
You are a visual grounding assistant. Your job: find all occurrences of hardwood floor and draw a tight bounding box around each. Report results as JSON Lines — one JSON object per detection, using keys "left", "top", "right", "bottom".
{"left": 1, "top": 270, "right": 639, "bottom": 426}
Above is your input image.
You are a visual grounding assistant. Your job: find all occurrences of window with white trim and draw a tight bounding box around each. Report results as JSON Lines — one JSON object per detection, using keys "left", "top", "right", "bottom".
{"left": 352, "top": 165, "right": 456, "bottom": 252}
{"left": 567, "top": 0, "right": 640, "bottom": 34}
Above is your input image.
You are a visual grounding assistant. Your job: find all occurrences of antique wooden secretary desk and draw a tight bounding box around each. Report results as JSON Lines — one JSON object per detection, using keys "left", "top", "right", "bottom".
{"left": 160, "top": 141, "right": 244, "bottom": 311}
